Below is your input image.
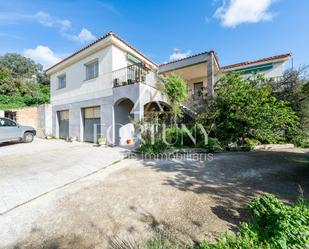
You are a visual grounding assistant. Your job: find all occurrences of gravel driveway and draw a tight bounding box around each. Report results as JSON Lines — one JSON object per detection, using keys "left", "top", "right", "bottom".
{"left": 0, "top": 141, "right": 308, "bottom": 249}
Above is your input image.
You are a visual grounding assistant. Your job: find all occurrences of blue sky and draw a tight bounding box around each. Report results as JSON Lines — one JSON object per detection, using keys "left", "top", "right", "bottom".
{"left": 0, "top": 0, "right": 308, "bottom": 69}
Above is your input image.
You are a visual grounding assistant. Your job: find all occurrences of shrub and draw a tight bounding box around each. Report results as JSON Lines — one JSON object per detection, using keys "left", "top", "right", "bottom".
{"left": 0, "top": 94, "right": 26, "bottom": 109}
{"left": 198, "top": 74, "right": 300, "bottom": 146}
{"left": 137, "top": 126, "right": 223, "bottom": 154}
{"left": 196, "top": 137, "right": 223, "bottom": 153}
{"left": 245, "top": 194, "right": 309, "bottom": 248}
{"left": 137, "top": 137, "right": 169, "bottom": 155}
{"left": 141, "top": 195, "right": 309, "bottom": 249}
{"left": 243, "top": 138, "right": 261, "bottom": 151}
{"left": 200, "top": 195, "right": 309, "bottom": 249}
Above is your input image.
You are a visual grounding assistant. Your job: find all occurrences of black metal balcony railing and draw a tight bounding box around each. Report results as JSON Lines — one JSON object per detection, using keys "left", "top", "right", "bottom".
{"left": 112, "top": 63, "right": 148, "bottom": 88}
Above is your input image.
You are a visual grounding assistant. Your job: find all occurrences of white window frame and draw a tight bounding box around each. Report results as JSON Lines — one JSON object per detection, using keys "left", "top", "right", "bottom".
{"left": 57, "top": 74, "right": 66, "bottom": 89}
{"left": 85, "top": 59, "right": 99, "bottom": 81}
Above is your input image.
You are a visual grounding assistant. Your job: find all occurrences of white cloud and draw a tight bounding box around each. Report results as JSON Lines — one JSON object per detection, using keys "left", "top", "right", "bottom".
{"left": 34, "top": 11, "right": 71, "bottom": 30}
{"left": 0, "top": 11, "right": 95, "bottom": 44}
{"left": 214, "top": 0, "right": 276, "bottom": 27}
{"left": 23, "top": 45, "right": 61, "bottom": 69}
{"left": 68, "top": 28, "right": 97, "bottom": 44}
{"left": 0, "top": 11, "right": 71, "bottom": 31}
{"left": 169, "top": 48, "right": 192, "bottom": 61}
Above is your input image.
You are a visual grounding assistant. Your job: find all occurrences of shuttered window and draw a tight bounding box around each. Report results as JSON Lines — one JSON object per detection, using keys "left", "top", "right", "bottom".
{"left": 84, "top": 107, "right": 100, "bottom": 119}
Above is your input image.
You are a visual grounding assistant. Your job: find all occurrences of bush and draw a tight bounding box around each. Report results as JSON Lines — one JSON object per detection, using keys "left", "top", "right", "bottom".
{"left": 243, "top": 138, "right": 261, "bottom": 151}
{"left": 245, "top": 194, "right": 309, "bottom": 248}
{"left": 137, "top": 126, "right": 223, "bottom": 154}
{"left": 198, "top": 74, "right": 300, "bottom": 147}
{"left": 137, "top": 137, "right": 169, "bottom": 155}
{"left": 0, "top": 94, "right": 26, "bottom": 109}
{"left": 199, "top": 195, "right": 309, "bottom": 249}
{"left": 141, "top": 195, "right": 309, "bottom": 249}
{"left": 196, "top": 137, "right": 223, "bottom": 153}
{"left": 293, "top": 132, "right": 309, "bottom": 148}
{"left": 0, "top": 83, "right": 50, "bottom": 110}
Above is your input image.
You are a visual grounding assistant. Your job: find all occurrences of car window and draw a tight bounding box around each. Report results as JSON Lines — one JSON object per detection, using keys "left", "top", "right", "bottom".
{"left": 0, "top": 118, "right": 16, "bottom": 127}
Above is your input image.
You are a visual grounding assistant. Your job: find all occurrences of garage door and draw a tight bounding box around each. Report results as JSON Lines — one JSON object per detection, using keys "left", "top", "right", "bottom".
{"left": 58, "top": 110, "right": 69, "bottom": 139}
{"left": 83, "top": 107, "right": 101, "bottom": 143}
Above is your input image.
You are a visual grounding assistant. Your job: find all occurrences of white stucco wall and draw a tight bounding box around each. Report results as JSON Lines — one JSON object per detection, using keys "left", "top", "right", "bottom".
{"left": 220, "top": 61, "right": 288, "bottom": 80}
{"left": 50, "top": 46, "right": 114, "bottom": 106}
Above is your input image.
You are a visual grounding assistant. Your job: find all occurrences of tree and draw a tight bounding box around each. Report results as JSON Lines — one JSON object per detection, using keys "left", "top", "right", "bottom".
{"left": 0, "top": 70, "right": 19, "bottom": 95}
{"left": 198, "top": 73, "right": 299, "bottom": 145}
{"left": 0, "top": 53, "right": 49, "bottom": 84}
{"left": 163, "top": 74, "right": 188, "bottom": 124}
{"left": 0, "top": 53, "right": 50, "bottom": 109}
{"left": 270, "top": 67, "right": 309, "bottom": 146}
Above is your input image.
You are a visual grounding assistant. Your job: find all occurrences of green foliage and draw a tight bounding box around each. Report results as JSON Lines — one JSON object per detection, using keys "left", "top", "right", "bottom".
{"left": 203, "top": 138, "right": 223, "bottom": 153}
{"left": 163, "top": 74, "right": 188, "bottom": 124}
{"left": 243, "top": 138, "right": 261, "bottom": 151}
{"left": 0, "top": 53, "right": 50, "bottom": 109}
{"left": 142, "top": 195, "right": 309, "bottom": 249}
{"left": 137, "top": 126, "right": 222, "bottom": 154}
{"left": 0, "top": 70, "right": 20, "bottom": 95}
{"left": 137, "top": 137, "right": 169, "bottom": 155}
{"left": 245, "top": 194, "right": 309, "bottom": 248}
{"left": 0, "top": 95, "right": 26, "bottom": 109}
{"left": 0, "top": 53, "right": 49, "bottom": 84}
{"left": 198, "top": 74, "right": 299, "bottom": 147}
{"left": 271, "top": 67, "right": 309, "bottom": 148}
{"left": 199, "top": 195, "right": 309, "bottom": 249}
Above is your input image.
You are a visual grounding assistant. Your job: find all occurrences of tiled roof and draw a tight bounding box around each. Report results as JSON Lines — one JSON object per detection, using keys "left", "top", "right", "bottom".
{"left": 221, "top": 53, "right": 292, "bottom": 70}
{"left": 159, "top": 51, "right": 210, "bottom": 67}
{"left": 46, "top": 31, "right": 157, "bottom": 73}
{"left": 158, "top": 50, "right": 220, "bottom": 68}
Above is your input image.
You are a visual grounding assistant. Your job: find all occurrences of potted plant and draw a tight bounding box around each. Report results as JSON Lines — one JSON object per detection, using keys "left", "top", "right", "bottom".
{"left": 98, "top": 136, "right": 107, "bottom": 145}
{"left": 127, "top": 138, "right": 134, "bottom": 145}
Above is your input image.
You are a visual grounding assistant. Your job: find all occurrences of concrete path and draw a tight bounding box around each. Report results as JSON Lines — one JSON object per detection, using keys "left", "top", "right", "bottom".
{"left": 0, "top": 139, "right": 127, "bottom": 214}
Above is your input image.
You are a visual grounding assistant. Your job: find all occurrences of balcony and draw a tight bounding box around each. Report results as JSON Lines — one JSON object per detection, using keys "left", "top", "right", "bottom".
{"left": 112, "top": 63, "right": 149, "bottom": 88}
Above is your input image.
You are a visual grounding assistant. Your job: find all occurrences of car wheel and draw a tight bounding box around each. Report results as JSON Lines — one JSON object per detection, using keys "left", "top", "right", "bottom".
{"left": 23, "top": 132, "right": 34, "bottom": 143}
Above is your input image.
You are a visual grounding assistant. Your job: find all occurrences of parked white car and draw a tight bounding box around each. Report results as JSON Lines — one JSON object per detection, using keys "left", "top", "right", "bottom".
{"left": 0, "top": 117, "right": 36, "bottom": 143}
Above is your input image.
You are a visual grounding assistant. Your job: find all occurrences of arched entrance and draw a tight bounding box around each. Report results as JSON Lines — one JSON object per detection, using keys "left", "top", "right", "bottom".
{"left": 114, "top": 98, "right": 135, "bottom": 145}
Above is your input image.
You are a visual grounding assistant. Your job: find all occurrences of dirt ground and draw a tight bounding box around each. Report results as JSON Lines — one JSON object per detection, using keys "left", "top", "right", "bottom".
{"left": 2, "top": 149, "right": 309, "bottom": 249}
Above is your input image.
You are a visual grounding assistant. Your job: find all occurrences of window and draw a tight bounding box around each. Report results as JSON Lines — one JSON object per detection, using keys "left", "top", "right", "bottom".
{"left": 85, "top": 60, "right": 99, "bottom": 80}
{"left": 0, "top": 118, "right": 16, "bottom": 127}
{"left": 193, "top": 82, "right": 203, "bottom": 96}
{"left": 57, "top": 74, "right": 66, "bottom": 89}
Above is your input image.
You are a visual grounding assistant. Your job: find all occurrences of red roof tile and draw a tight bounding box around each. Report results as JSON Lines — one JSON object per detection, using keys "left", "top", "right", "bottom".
{"left": 46, "top": 31, "right": 157, "bottom": 73}
{"left": 221, "top": 53, "right": 291, "bottom": 70}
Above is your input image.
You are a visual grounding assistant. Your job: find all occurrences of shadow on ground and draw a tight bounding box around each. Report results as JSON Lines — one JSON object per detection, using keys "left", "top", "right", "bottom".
{"left": 5, "top": 150, "right": 308, "bottom": 249}
{"left": 140, "top": 151, "right": 309, "bottom": 228}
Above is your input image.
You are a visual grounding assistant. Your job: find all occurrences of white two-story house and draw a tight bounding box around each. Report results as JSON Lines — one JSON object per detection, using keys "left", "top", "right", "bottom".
{"left": 46, "top": 31, "right": 291, "bottom": 145}
{"left": 46, "top": 32, "right": 170, "bottom": 145}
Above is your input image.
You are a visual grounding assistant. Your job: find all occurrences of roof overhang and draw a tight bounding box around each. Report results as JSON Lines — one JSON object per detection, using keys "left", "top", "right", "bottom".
{"left": 159, "top": 52, "right": 211, "bottom": 74}
{"left": 46, "top": 32, "right": 158, "bottom": 75}
{"left": 221, "top": 53, "right": 291, "bottom": 72}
